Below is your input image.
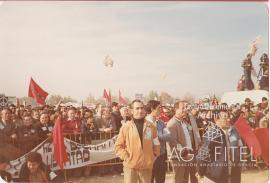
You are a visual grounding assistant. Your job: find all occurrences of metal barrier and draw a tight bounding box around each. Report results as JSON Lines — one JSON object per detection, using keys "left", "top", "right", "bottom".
{"left": 63, "top": 130, "right": 119, "bottom": 144}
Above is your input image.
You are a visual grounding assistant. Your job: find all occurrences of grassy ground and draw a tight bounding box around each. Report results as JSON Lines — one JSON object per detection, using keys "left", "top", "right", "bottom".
{"left": 72, "top": 169, "right": 269, "bottom": 183}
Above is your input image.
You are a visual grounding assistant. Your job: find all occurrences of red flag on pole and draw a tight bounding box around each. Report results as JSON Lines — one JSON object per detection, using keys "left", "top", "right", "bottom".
{"left": 103, "top": 89, "right": 110, "bottom": 105}
{"left": 108, "top": 90, "right": 112, "bottom": 105}
{"left": 234, "top": 115, "right": 262, "bottom": 158}
{"left": 53, "top": 117, "right": 69, "bottom": 170}
{"left": 119, "top": 90, "right": 127, "bottom": 105}
{"left": 254, "top": 128, "right": 269, "bottom": 165}
{"left": 28, "top": 77, "right": 48, "bottom": 105}
{"left": 103, "top": 89, "right": 109, "bottom": 99}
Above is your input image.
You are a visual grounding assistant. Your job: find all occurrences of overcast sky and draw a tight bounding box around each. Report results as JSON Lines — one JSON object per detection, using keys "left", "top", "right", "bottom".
{"left": 0, "top": 2, "right": 268, "bottom": 101}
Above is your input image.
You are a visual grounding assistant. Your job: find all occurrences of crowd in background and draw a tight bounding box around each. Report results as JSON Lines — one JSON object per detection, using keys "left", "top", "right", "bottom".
{"left": 0, "top": 96, "right": 268, "bottom": 182}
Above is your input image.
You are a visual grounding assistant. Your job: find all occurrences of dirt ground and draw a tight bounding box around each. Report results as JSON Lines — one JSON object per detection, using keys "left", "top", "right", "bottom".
{"left": 73, "top": 169, "right": 269, "bottom": 183}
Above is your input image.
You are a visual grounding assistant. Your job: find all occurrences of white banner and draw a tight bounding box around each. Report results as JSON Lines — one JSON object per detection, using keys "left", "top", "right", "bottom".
{"left": 7, "top": 136, "right": 119, "bottom": 178}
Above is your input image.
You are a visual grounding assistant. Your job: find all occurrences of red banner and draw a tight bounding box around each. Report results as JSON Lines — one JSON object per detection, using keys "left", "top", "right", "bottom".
{"left": 234, "top": 115, "right": 262, "bottom": 158}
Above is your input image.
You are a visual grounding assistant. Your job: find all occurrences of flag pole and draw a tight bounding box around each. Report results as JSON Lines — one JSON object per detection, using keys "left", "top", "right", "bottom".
{"left": 64, "top": 169, "right": 67, "bottom": 182}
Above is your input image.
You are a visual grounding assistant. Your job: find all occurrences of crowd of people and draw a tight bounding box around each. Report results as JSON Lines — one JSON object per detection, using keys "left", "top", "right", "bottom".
{"left": 0, "top": 96, "right": 268, "bottom": 182}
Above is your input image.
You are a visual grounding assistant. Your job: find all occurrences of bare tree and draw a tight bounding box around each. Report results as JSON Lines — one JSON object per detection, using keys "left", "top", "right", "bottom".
{"left": 46, "top": 95, "right": 63, "bottom": 106}
{"left": 46, "top": 95, "right": 77, "bottom": 106}
{"left": 182, "top": 92, "right": 196, "bottom": 103}
{"left": 84, "top": 94, "right": 96, "bottom": 105}
{"left": 144, "top": 90, "right": 159, "bottom": 103}
{"left": 20, "top": 97, "right": 38, "bottom": 106}
{"left": 160, "top": 92, "right": 174, "bottom": 105}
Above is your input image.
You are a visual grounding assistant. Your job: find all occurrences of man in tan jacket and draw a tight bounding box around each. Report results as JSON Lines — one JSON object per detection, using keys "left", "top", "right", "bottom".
{"left": 167, "top": 101, "right": 195, "bottom": 183}
{"left": 115, "top": 100, "right": 160, "bottom": 183}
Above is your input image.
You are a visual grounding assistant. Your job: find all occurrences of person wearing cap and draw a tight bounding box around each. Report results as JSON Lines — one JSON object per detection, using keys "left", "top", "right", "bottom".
{"left": 0, "top": 155, "right": 12, "bottom": 182}
{"left": 115, "top": 99, "right": 160, "bottom": 183}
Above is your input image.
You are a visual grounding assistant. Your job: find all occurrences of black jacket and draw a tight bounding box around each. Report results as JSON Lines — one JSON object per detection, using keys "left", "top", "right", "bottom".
{"left": 0, "top": 121, "right": 17, "bottom": 147}
{"left": 35, "top": 122, "right": 54, "bottom": 142}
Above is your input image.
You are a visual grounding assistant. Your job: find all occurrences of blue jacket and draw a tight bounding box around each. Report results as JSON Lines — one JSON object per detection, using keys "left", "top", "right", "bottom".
{"left": 146, "top": 116, "right": 171, "bottom": 155}
{"left": 156, "top": 120, "right": 172, "bottom": 155}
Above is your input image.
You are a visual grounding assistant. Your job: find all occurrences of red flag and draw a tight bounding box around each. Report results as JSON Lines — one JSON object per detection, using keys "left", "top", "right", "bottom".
{"left": 108, "top": 90, "right": 112, "bottom": 105}
{"left": 119, "top": 90, "right": 127, "bottom": 105}
{"left": 254, "top": 128, "right": 269, "bottom": 165}
{"left": 103, "top": 89, "right": 109, "bottom": 99}
{"left": 103, "top": 89, "right": 111, "bottom": 105}
{"left": 53, "top": 117, "right": 68, "bottom": 169}
{"left": 28, "top": 78, "right": 48, "bottom": 105}
{"left": 234, "top": 115, "right": 262, "bottom": 158}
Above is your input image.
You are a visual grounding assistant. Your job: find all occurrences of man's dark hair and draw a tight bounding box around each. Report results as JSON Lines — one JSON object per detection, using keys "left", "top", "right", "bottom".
{"left": 101, "top": 107, "right": 112, "bottom": 115}
{"left": 111, "top": 102, "right": 118, "bottom": 108}
{"left": 40, "top": 111, "right": 49, "bottom": 116}
{"left": 84, "top": 109, "right": 92, "bottom": 113}
{"left": 9, "top": 104, "right": 16, "bottom": 108}
{"left": 26, "top": 152, "right": 42, "bottom": 163}
{"left": 20, "top": 152, "right": 49, "bottom": 182}
{"left": 173, "top": 100, "right": 187, "bottom": 110}
{"left": 146, "top": 100, "right": 160, "bottom": 114}
{"left": 23, "top": 114, "right": 32, "bottom": 119}
{"left": 245, "top": 98, "right": 251, "bottom": 103}
{"left": 262, "top": 97, "right": 268, "bottom": 101}
{"left": 241, "top": 104, "right": 250, "bottom": 112}
{"left": 130, "top": 100, "right": 144, "bottom": 109}
{"left": 67, "top": 107, "right": 76, "bottom": 112}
